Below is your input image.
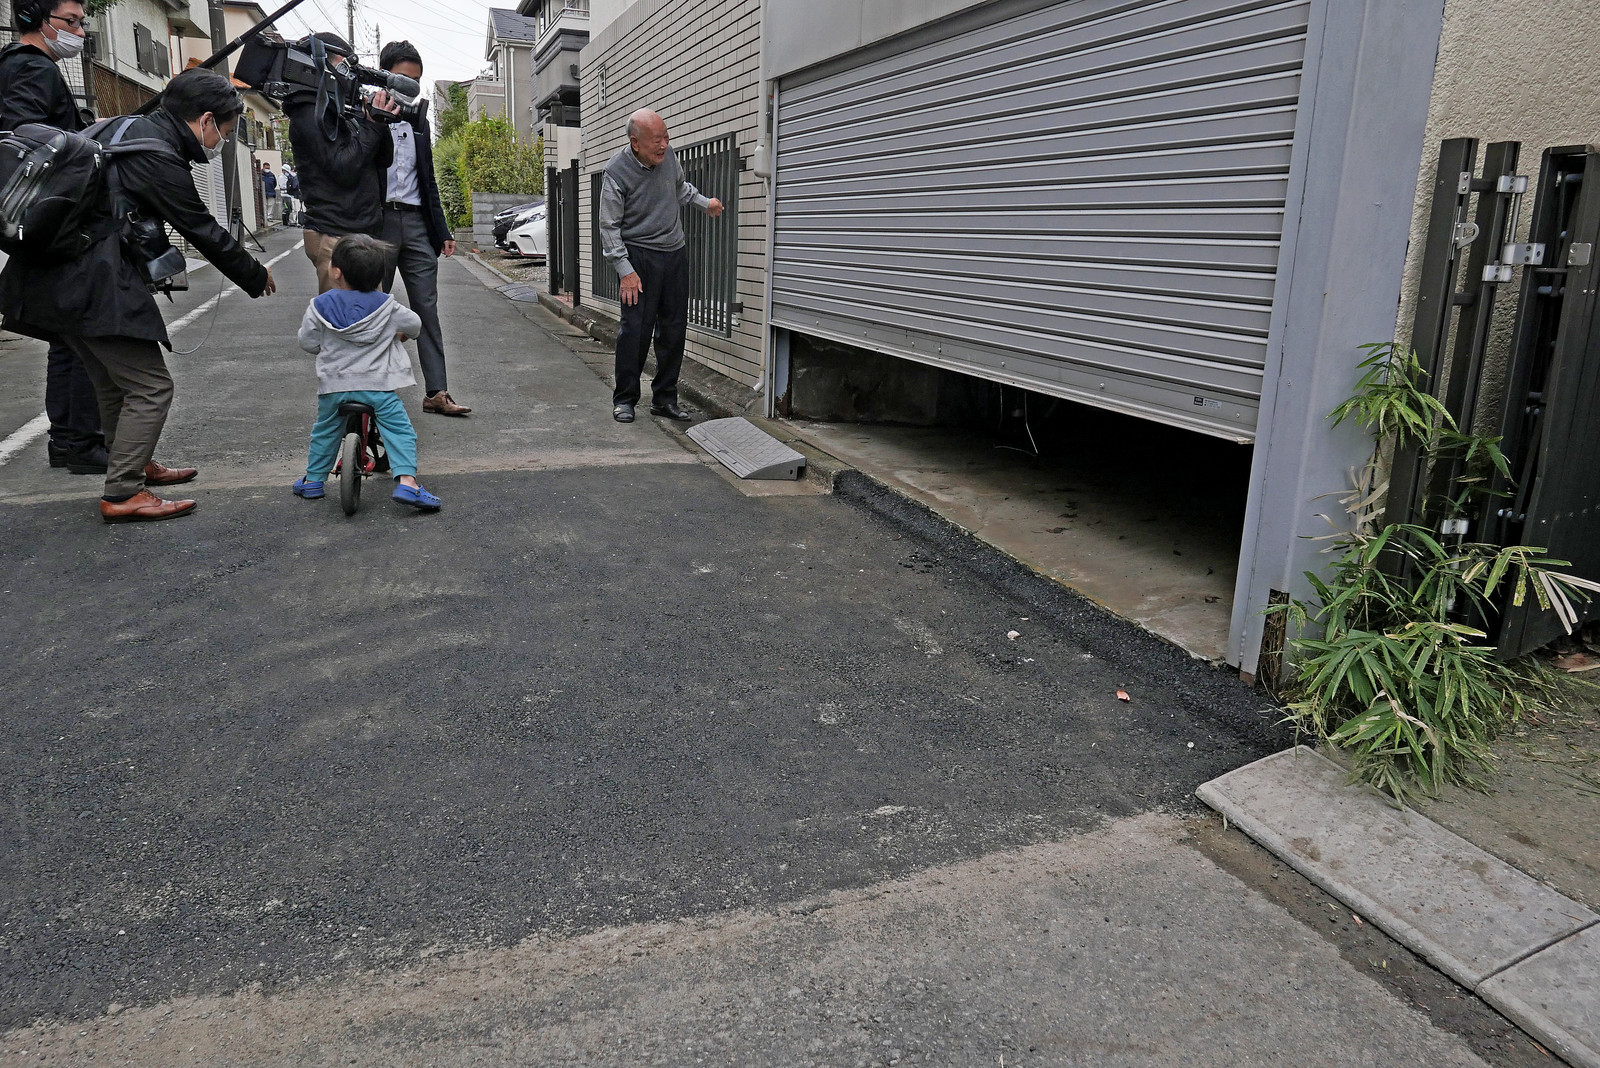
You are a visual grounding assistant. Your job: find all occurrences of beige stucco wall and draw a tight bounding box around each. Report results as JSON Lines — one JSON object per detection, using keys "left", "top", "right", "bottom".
{"left": 1395, "top": 0, "right": 1600, "bottom": 427}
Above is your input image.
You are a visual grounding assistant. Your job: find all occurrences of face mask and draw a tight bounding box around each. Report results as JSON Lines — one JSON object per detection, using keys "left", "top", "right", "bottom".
{"left": 202, "top": 116, "right": 226, "bottom": 162}
{"left": 45, "top": 25, "right": 86, "bottom": 61}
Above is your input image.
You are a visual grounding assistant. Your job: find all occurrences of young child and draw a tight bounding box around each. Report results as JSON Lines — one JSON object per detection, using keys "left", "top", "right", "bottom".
{"left": 292, "top": 233, "right": 442, "bottom": 511}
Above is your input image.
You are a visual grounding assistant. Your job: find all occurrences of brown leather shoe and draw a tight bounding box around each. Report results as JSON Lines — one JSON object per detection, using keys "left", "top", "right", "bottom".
{"left": 100, "top": 491, "right": 197, "bottom": 524}
{"left": 144, "top": 460, "right": 198, "bottom": 485}
{"left": 423, "top": 391, "right": 471, "bottom": 416}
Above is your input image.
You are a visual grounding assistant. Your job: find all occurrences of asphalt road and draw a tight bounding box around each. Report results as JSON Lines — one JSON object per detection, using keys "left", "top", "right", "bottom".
{"left": 0, "top": 231, "right": 1526, "bottom": 1065}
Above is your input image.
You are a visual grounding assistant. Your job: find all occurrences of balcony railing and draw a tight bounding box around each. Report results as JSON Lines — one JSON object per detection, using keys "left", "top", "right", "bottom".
{"left": 535, "top": 0, "right": 589, "bottom": 46}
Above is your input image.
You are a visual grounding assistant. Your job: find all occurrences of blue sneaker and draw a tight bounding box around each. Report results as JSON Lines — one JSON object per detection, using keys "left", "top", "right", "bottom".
{"left": 293, "top": 477, "right": 325, "bottom": 499}
{"left": 392, "top": 482, "right": 441, "bottom": 511}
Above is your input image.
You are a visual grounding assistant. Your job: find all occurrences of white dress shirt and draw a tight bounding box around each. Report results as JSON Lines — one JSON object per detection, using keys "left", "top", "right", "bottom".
{"left": 386, "top": 121, "right": 421, "bottom": 206}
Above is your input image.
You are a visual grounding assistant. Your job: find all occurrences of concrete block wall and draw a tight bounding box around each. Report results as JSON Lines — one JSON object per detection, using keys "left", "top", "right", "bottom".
{"left": 578, "top": 0, "right": 766, "bottom": 389}
{"left": 472, "top": 192, "right": 536, "bottom": 247}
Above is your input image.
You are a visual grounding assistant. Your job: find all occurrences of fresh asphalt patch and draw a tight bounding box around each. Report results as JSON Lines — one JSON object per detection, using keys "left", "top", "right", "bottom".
{"left": 1, "top": 458, "right": 1281, "bottom": 1028}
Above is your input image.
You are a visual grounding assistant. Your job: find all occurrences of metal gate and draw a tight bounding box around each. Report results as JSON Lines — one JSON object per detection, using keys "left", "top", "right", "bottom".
{"left": 547, "top": 163, "right": 581, "bottom": 304}
{"left": 1487, "top": 147, "right": 1600, "bottom": 655}
{"left": 770, "top": 0, "right": 1313, "bottom": 441}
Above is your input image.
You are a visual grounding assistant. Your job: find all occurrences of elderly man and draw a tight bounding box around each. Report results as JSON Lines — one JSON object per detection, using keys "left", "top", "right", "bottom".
{"left": 597, "top": 108, "right": 723, "bottom": 422}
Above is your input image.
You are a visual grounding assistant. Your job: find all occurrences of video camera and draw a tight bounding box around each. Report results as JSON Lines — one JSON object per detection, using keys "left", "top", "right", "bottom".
{"left": 233, "top": 34, "right": 425, "bottom": 140}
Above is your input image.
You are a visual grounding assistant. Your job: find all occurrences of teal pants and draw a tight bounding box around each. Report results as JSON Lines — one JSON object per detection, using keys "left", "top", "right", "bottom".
{"left": 306, "top": 390, "right": 418, "bottom": 480}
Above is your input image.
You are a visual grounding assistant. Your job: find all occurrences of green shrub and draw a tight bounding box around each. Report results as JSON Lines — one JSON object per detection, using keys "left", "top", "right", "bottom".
{"left": 458, "top": 115, "right": 543, "bottom": 221}
{"left": 432, "top": 133, "right": 468, "bottom": 230}
{"left": 1273, "top": 343, "right": 1599, "bottom": 804}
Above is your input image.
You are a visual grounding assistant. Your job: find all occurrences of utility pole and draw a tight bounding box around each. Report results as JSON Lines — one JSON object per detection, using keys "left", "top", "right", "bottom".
{"left": 373, "top": 24, "right": 380, "bottom": 64}
{"left": 346, "top": 0, "right": 355, "bottom": 57}
{"left": 206, "top": 0, "right": 241, "bottom": 227}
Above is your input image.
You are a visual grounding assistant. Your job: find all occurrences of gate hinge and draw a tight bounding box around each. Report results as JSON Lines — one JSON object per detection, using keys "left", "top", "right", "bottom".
{"left": 1496, "top": 174, "right": 1529, "bottom": 194}
{"left": 1502, "top": 242, "right": 1545, "bottom": 266}
{"left": 1440, "top": 518, "right": 1470, "bottom": 536}
{"left": 1482, "top": 263, "right": 1513, "bottom": 283}
{"left": 1569, "top": 242, "right": 1593, "bottom": 267}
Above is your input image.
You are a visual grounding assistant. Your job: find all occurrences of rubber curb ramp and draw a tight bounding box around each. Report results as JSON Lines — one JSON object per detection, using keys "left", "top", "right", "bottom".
{"left": 687, "top": 417, "right": 806, "bottom": 480}
{"left": 1198, "top": 747, "right": 1600, "bottom": 1068}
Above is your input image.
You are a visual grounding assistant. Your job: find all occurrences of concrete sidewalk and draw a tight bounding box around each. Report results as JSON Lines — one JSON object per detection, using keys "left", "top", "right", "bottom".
{"left": 1199, "top": 748, "right": 1600, "bottom": 1068}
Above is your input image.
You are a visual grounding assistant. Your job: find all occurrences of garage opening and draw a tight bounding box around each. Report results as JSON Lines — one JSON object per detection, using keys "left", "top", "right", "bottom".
{"left": 781, "top": 333, "right": 1252, "bottom": 660}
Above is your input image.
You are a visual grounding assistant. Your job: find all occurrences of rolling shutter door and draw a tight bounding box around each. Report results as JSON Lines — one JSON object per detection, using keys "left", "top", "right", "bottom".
{"left": 770, "top": 0, "right": 1312, "bottom": 440}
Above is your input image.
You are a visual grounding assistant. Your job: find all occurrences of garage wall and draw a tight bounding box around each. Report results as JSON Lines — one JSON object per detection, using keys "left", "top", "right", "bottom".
{"left": 578, "top": 0, "right": 767, "bottom": 387}
{"left": 770, "top": 0, "right": 1312, "bottom": 440}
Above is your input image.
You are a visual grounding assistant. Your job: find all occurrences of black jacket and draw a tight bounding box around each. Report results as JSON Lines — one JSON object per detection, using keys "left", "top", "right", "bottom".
{"left": 0, "top": 109, "right": 270, "bottom": 347}
{"left": 384, "top": 111, "right": 452, "bottom": 255}
{"left": 0, "top": 42, "right": 82, "bottom": 132}
{"left": 285, "top": 95, "right": 392, "bottom": 237}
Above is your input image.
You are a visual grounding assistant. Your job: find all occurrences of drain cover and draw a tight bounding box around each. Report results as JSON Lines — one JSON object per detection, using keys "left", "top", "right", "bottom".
{"left": 687, "top": 417, "right": 807, "bottom": 480}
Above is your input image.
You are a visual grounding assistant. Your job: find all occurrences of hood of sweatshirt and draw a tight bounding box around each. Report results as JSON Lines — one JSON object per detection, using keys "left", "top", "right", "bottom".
{"left": 313, "top": 289, "right": 394, "bottom": 333}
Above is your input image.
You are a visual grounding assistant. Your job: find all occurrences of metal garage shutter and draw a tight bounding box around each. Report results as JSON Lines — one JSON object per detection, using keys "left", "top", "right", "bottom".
{"left": 770, "top": 0, "right": 1312, "bottom": 440}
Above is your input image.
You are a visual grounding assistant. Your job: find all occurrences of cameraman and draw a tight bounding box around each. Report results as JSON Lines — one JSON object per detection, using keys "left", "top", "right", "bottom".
{"left": 0, "top": 67, "right": 277, "bottom": 524}
{"left": 0, "top": 0, "right": 104, "bottom": 475}
{"left": 283, "top": 32, "right": 396, "bottom": 292}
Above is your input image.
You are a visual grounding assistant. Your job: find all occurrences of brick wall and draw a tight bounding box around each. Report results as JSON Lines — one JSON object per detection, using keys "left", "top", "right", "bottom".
{"left": 579, "top": 0, "right": 765, "bottom": 388}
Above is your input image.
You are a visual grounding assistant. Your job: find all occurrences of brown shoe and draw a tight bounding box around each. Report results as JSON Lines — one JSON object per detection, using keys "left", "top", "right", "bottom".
{"left": 144, "top": 460, "right": 198, "bottom": 485}
{"left": 100, "top": 491, "right": 197, "bottom": 524}
{"left": 423, "top": 391, "right": 472, "bottom": 416}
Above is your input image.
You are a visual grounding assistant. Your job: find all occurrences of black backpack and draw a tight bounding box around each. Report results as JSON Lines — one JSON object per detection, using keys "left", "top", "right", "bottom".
{"left": 0, "top": 122, "right": 110, "bottom": 263}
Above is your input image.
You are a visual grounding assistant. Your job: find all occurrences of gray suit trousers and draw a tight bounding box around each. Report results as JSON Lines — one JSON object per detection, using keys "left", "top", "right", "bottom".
{"left": 381, "top": 207, "right": 448, "bottom": 395}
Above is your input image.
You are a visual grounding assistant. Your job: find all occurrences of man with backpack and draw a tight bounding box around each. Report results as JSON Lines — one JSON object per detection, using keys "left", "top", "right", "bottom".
{"left": 0, "top": 67, "right": 278, "bottom": 523}
{"left": 0, "top": 0, "right": 105, "bottom": 476}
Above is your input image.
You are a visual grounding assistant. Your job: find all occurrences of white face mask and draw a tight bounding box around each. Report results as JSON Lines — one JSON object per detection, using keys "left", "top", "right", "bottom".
{"left": 201, "top": 115, "right": 226, "bottom": 162}
{"left": 45, "top": 24, "right": 86, "bottom": 61}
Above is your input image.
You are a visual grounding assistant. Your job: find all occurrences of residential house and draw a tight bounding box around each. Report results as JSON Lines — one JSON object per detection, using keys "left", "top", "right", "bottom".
{"left": 482, "top": 8, "right": 541, "bottom": 141}
{"left": 571, "top": 0, "right": 1600, "bottom": 675}
{"left": 515, "top": 0, "right": 587, "bottom": 178}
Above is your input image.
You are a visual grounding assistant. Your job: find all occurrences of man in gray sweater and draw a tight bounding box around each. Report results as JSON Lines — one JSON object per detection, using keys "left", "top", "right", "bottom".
{"left": 597, "top": 108, "right": 724, "bottom": 422}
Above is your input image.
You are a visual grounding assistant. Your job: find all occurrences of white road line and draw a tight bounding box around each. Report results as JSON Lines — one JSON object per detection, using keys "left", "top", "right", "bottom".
{"left": 0, "top": 239, "right": 306, "bottom": 468}
{"left": 0, "top": 413, "right": 51, "bottom": 466}
{"left": 170, "top": 239, "right": 305, "bottom": 335}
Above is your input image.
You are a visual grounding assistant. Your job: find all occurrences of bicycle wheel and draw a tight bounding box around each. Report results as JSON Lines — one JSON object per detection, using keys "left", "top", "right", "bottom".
{"left": 338, "top": 430, "right": 362, "bottom": 515}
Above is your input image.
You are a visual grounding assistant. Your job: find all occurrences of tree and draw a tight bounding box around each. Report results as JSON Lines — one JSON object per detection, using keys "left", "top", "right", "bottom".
{"left": 434, "top": 83, "right": 469, "bottom": 143}
{"left": 457, "top": 114, "right": 543, "bottom": 219}
{"left": 433, "top": 133, "right": 468, "bottom": 229}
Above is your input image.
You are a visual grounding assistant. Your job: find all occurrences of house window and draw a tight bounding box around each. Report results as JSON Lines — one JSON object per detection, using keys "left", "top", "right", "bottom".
{"left": 132, "top": 23, "right": 169, "bottom": 77}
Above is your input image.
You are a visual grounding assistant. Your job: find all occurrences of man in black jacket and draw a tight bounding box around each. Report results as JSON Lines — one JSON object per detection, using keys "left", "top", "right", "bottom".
{"left": 0, "top": 0, "right": 105, "bottom": 474}
{"left": 283, "top": 32, "right": 394, "bottom": 293}
{"left": 0, "top": 68, "right": 277, "bottom": 523}
{"left": 376, "top": 41, "right": 468, "bottom": 416}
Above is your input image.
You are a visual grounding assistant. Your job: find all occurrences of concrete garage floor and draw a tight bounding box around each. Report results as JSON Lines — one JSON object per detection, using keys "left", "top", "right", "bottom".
{"left": 789, "top": 412, "right": 1251, "bottom": 662}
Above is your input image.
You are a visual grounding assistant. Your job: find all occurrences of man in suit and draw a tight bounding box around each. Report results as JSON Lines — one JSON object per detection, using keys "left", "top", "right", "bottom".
{"left": 376, "top": 40, "right": 468, "bottom": 417}
{"left": 0, "top": 0, "right": 104, "bottom": 473}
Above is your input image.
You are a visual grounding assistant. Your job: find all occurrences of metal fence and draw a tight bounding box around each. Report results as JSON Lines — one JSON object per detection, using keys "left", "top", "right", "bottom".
{"left": 588, "top": 134, "right": 740, "bottom": 333}
{"left": 679, "top": 133, "right": 739, "bottom": 336}
{"left": 588, "top": 171, "right": 618, "bottom": 303}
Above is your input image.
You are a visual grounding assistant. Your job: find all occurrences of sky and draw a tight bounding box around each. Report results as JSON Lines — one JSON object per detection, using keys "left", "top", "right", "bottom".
{"left": 270, "top": 0, "right": 506, "bottom": 86}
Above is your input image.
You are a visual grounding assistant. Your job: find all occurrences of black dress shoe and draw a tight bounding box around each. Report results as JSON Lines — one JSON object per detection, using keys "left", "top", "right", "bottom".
{"left": 48, "top": 441, "right": 68, "bottom": 469}
{"left": 613, "top": 403, "right": 635, "bottom": 423}
{"left": 65, "top": 443, "right": 109, "bottom": 475}
{"left": 650, "top": 401, "right": 693, "bottom": 421}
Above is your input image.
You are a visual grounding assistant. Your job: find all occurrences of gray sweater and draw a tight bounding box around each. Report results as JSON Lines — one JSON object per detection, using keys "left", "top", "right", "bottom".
{"left": 597, "top": 145, "right": 711, "bottom": 279}
{"left": 297, "top": 292, "right": 421, "bottom": 395}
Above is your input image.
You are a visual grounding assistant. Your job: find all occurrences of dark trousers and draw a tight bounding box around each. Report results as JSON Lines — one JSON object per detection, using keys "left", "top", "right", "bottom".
{"left": 44, "top": 340, "right": 104, "bottom": 453}
{"left": 62, "top": 334, "right": 173, "bottom": 499}
{"left": 381, "top": 207, "right": 448, "bottom": 395}
{"left": 613, "top": 243, "right": 688, "bottom": 407}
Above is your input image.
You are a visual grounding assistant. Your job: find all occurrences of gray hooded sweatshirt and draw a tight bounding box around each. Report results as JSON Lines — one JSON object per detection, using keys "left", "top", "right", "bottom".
{"left": 297, "top": 290, "right": 422, "bottom": 395}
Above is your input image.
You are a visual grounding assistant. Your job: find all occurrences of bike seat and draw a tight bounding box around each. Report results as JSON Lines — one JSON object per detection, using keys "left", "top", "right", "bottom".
{"left": 336, "top": 400, "right": 376, "bottom": 416}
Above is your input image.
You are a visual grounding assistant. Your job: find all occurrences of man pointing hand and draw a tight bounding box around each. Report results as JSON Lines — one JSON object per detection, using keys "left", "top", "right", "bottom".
{"left": 596, "top": 108, "right": 722, "bottom": 423}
